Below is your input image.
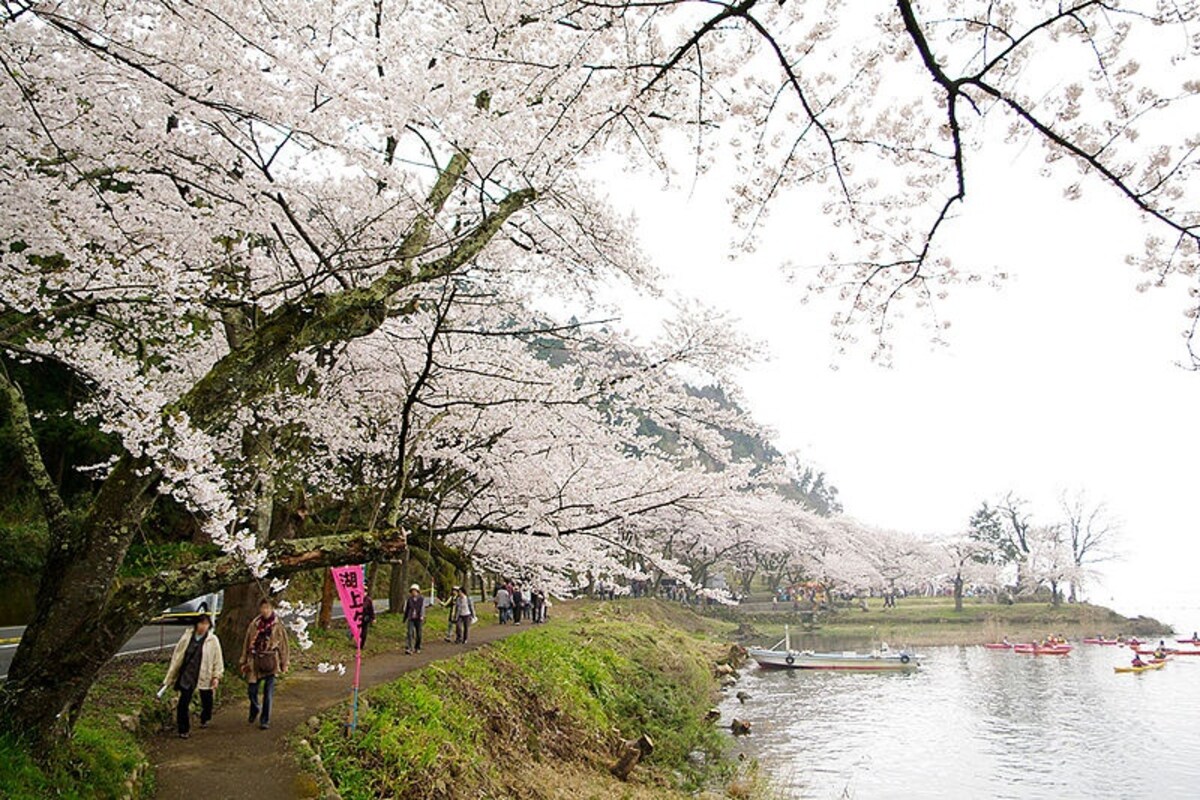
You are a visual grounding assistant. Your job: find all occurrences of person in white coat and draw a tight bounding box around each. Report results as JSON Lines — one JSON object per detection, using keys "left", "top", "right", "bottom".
{"left": 162, "top": 613, "right": 224, "bottom": 738}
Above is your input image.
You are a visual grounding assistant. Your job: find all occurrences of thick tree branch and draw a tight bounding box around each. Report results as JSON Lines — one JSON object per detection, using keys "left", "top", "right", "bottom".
{"left": 112, "top": 528, "right": 407, "bottom": 618}
{"left": 0, "top": 363, "right": 69, "bottom": 538}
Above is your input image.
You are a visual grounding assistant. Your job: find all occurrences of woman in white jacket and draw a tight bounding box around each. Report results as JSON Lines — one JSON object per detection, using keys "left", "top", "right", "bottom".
{"left": 162, "top": 614, "right": 224, "bottom": 738}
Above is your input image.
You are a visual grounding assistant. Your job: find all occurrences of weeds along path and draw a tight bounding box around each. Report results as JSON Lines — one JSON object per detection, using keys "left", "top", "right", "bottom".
{"left": 151, "top": 620, "right": 522, "bottom": 800}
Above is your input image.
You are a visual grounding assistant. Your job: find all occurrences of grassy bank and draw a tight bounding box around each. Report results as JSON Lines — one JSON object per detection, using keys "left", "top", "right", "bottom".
{"left": 0, "top": 657, "right": 165, "bottom": 799}
{"left": 728, "top": 596, "right": 1173, "bottom": 647}
{"left": 300, "top": 603, "right": 751, "bottom": 800}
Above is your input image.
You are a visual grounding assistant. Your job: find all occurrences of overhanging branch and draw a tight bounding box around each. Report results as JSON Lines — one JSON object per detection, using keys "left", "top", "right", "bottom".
{"left": 111, "top": 528, "right": 407, "bottom": 618}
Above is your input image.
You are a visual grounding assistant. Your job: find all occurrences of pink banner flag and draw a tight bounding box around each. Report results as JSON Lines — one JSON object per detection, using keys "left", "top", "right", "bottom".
{"left": 331, "top": 565, "right": 366, "bottom": 647}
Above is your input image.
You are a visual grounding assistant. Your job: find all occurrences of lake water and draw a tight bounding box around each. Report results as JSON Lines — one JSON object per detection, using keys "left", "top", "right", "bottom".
{"left": 720, "top": 644, "right": 1200, "bottom": 799}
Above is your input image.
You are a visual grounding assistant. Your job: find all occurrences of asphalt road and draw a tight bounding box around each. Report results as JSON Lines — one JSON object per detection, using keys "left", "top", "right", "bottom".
{"left": 0, "top": 599, "right": 389, "bottom": 679}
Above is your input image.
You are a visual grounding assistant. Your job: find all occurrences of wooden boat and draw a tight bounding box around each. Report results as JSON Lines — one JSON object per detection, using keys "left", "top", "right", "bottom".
{"left": 1013, "top": 643, "right": 1072, "bottom": 656}
{"left": 1114, "top": 661, "right": 1166, "bottom": 674}
{"left": 749, "top": 627, "right": 919, "bottom": 671}
{"left": 982, "top": 642, "right": 1013, "bottom": 650}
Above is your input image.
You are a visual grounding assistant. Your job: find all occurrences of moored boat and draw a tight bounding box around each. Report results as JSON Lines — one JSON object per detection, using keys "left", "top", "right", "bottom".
{"left": 749, "top": 627, "right": 919, "bottom": 671}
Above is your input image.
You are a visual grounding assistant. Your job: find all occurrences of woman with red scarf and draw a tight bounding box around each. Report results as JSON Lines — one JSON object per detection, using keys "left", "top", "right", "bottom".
{"left": 239, "top": 598, "right": 290, "bottom": 730}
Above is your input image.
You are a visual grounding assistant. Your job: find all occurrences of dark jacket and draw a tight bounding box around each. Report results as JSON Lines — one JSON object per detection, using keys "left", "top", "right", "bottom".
{"left": 404, "top": 593, "right": 426, "bottom": 621}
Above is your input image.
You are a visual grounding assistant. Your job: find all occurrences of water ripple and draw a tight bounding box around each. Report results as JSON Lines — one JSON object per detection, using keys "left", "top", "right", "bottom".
{"left": 720, "top": 646, "right": 1200, "bottom": 799}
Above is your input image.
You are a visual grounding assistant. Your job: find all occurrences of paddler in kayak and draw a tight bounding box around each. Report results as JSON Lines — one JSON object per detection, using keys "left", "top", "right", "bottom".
{"left": 1130, "top": 653, "right": 1147, "bottom": 668}
{"left": 1153, "top": 643, "right": 1168, "bottom": 660}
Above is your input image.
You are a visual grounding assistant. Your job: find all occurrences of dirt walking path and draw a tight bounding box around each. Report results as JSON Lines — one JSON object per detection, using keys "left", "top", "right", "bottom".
{"left": 150, "top": 621, "right": 519, "bottom": 800}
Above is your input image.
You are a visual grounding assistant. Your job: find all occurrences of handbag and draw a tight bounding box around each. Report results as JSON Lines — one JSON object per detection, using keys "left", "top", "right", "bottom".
{"left": 253, "top": 648, "right": 279, "bottom": 675}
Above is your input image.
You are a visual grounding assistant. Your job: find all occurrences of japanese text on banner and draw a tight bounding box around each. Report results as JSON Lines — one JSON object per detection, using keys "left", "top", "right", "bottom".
{"left": 330, "top": 565, "right": 365, "bottom": 645}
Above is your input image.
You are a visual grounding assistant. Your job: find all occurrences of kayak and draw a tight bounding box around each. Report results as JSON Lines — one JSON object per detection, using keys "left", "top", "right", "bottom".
{"left": 1082, "top": 638, "right": 1119, "bottom": 645}
{"left": 1176, "top": 638, "right": 1200, "bottom": 645}
{"left": 1114, "top": 661, "right": 1166, "bottom": 674}
{"left": 983, "top": 643, "right": 1013, "bottom": 650}
{"left": 1014, "top": 644, "right": 1072, "bottom": 655}
{"left": 1135, "top": 647, "right": 1200, "bottom": 656}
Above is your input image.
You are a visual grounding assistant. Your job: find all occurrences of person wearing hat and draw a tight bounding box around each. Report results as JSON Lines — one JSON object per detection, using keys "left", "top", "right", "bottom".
{"left": 403, "top": 583, "right": 426, "bottom": 654}
{"left": 162, "top": 613, "right": 224, "bottom": 739}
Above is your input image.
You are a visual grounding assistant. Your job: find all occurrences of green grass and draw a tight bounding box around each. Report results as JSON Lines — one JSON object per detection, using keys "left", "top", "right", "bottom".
{"left": 0, "top": 660, "right": 164, "bottom": 799}
{"left": 304, "top": 603, "right": 731, "bottom": 799}
{"left": 295, "top": 604, "right": 498, "bottom": 669}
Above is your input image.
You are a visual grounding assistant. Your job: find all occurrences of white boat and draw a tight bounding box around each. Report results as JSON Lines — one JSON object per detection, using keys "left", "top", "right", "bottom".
{"left": 748, "top": 626, "right": 919, "bottom": 671}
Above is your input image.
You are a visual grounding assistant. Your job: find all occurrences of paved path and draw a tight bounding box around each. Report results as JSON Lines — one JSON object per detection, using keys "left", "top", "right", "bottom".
{"left": 151, "top": 620, "right": 521, "bottom": 800}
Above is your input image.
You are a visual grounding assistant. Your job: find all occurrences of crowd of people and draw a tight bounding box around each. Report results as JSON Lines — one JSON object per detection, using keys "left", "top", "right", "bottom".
{"left": 492, "top": 580, "right": 549, "bottom": 625}
{"left": 161, "top": 578, "right": 558, "bottom": 739}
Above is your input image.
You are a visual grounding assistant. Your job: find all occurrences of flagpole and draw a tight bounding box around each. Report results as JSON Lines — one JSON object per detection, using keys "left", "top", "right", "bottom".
{"left": 350, "top": 641, "right": 362, "bottom": 731}
{"left": 350, "top": 563, "right": 365, "bottom": 732}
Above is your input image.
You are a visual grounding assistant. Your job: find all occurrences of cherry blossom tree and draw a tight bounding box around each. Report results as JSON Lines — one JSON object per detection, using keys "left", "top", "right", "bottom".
{"left": 0, "top": 0, "right": 661, "bottom": 741}
{"left": 4, "top": 0, "right": 1193, "bottom": 747}
{"left": 939, "top": 536, "right": 995, "bottom": 611}
{"left": 584, "top": 0, "right": 1200, "bottom": 358}
{"left": 1024, "top": 523, "right": 1079, "bottom": 605}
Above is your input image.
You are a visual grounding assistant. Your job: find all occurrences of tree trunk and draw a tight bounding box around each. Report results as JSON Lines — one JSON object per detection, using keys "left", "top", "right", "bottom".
{"left": 388, "top": 554, "right": 408, "bottom": 613}
{"left": 953, "top": 575, "right": 964, "bottom": 612}
{"left": 0, "top": 455, "right": 155, "bottom": 748}
{"left": 216, "top": 582, "right": 261, "bottom": 666}
{"left": 0, "top": 528, "right": 404, "bottom": 748}
{"left": 318, "top": 570, "right": 336, "bottom": 630}
{"left": 0, "top": 585, "right": 143, "bottom": 747}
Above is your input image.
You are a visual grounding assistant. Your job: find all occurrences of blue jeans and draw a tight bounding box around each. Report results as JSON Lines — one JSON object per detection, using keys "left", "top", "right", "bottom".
{"left": 248, "top": 674, "right": 276, "bottom": 725}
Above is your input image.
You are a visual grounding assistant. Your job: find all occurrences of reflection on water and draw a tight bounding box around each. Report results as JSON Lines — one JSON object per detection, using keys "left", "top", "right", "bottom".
{"left": 721, "top": 644, "right": 1200, "bottom": 799}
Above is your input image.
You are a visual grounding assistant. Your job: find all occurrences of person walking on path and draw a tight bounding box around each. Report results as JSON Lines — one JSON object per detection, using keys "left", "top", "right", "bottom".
{"left": 453, "top": 586, "right": 475, "bottom": 644}
{"left": 239, "top": 597, "right": 289, "bottom": 730}
{"left": 404, "top": 583, "right": 426, "bottom": 654}
{"left": 494, "top": 583, "right": 512, "bottom": 624}
{"left": 162, "top": 613, "right": 223, "bottom": 739}
{"left": 441, "top": 586, "right": 457, "bottom": 642}
{"left": 531, "top": 588, "right": 546, "bottom": 624}
{"left": 359, "top": 585, "right": 376, "bottom": 648}
{"left": 511, "top": 584, "right": 523, "bottom": 625}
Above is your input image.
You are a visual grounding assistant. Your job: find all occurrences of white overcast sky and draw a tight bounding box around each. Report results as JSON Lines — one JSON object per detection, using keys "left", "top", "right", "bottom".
{"left": 595, "top": 125, "right": 1200, "bottom": 632}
